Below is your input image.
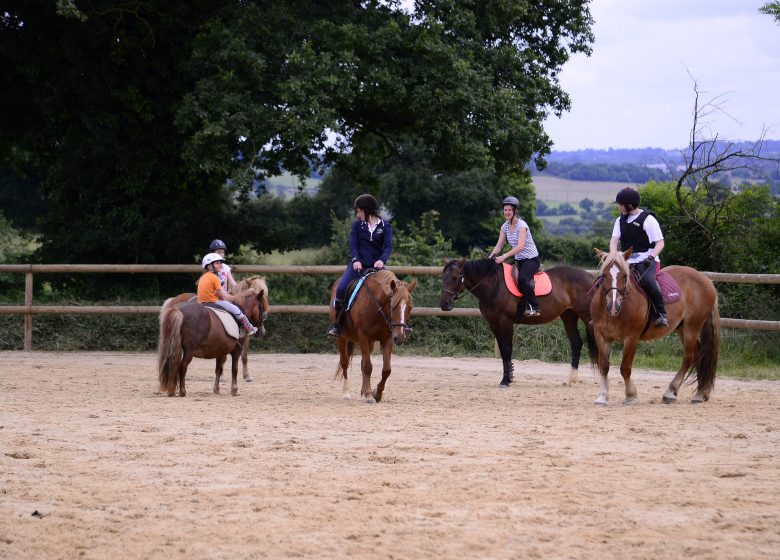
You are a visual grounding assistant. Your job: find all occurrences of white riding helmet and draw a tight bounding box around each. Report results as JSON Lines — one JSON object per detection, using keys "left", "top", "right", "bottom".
{"left": 201, "top": 252, "right": 225, "bottom": 269}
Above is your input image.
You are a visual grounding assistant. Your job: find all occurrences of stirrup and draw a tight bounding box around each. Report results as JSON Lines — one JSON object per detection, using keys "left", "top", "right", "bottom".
{"left": 327, "top": 323, "right": 341, "bottom": 337}
{"left": 653, "top": 313, "right": 668, "bottom": 327}
{"left": 523, "top": 306, "right": 540, "bottom": 317}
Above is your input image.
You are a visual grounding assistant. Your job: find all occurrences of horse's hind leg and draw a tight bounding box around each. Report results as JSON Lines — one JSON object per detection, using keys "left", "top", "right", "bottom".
{"left": 336, "top": 337, "right": 351, "bottom": 400}
{"left": 488, "top": 318, "right": 514, "bottom": 387}
{"left": 560, "top": 311, "right": 584, "bottom": 385}
{"left": 213, "top": 355, "right": 227, "bottom": 394}
{"left": 373, "top": 340, "right": 393, "bottom": 403}
{"left": 229, "top": 347, "right": 241, "bottom": 396}
{"left": 179, "top": 353, "right": 193, "bottom": 397}
{"left": 664, "top": 324, "right": 699, "bottom": 403}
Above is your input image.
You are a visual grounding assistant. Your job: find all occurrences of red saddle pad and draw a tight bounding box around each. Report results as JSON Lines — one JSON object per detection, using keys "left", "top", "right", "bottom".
{"left": 502, "top": 263, "right": 552, "bottom": 298}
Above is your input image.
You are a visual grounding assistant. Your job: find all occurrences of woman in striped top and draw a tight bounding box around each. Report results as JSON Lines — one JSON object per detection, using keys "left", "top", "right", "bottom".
{"left": 488, "top": 196, "right": 541, "bottom": 317}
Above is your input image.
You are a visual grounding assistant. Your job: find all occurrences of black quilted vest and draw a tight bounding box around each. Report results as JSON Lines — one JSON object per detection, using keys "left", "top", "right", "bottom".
{"left": 619, "top": 210, "right": 656, "bottom": 254}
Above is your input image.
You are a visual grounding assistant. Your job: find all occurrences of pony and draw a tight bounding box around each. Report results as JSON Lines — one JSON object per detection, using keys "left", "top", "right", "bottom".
{"left": 330, "top": 269, "right": 416, "bottom": 402}
{"left": 440, "top": 258, "right": 597, "bottom": 387}
{"left": 159, "top": 275, "right": 269, "bottom": 382}
{"left": 590, "top": 249, "right": 720, "bottom": 405}
{"left": 157, "top": 289, "right": 265, "bottom": 397}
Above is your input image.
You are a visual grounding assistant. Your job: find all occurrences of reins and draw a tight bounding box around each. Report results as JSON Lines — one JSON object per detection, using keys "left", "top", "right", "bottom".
{"left": 443, "top": 261, "right": 497, "bottom": 302}
{"left": 361, "top": 275, "right": 412, "bottom": 332}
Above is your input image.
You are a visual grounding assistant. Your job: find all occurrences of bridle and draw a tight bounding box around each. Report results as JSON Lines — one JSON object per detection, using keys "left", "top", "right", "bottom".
{"left": 441, "top": 261, "right": 496, "bottom": 303}
{"left": 364, "top": 281, "right": 413, "bottom": 334}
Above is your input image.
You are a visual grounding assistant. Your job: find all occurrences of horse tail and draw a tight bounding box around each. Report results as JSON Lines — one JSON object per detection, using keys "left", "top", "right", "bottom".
{"left": 157, "top": 305, "right": 184, "bottom": 395}
{"left": 693, "top": 295, "right": 720, "bottom": 395}
{"left": 332, "top": 341, "right": 355, "bottom": 382}
{"left": 159, "top": 297, "right": 175, "bottom": 329}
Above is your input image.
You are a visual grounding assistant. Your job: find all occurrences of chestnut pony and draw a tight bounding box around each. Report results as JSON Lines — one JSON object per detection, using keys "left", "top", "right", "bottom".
{"left": 440, "top": 258, "right": 597, "bottom": 387}
{"left": 330, "top": 269, "right": 416, "bottom": 402}
{"left": 157, "top": 289, "right": 265, "bottom": 397}
{"left": 590, "top": 249, "right": 719, "bottom": 405}
{"left": 159, "top": 276, "right": 269, "bottom": 382}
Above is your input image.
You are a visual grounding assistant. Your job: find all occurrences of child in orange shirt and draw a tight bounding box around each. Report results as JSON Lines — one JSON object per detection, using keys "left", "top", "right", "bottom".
{"left": 198, "top": 253, "right": 258, "bottom": 335}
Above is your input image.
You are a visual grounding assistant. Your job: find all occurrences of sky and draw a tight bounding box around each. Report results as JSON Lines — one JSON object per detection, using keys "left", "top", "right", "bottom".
{"left": 543, "top": 0, "right": 780, "bottom": 151}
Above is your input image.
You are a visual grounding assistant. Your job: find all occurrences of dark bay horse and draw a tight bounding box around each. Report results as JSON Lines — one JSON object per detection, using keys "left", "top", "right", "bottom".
{"left": 590, "top": 249, "right": 720, "bottom": 405}
{"left": 157, "top": 289, "right": 265, "bottom": 397}
{"left": 160, "top": 275, "right": 269, "bottom": 382}
{"left": 440, "top": 258, "right": 596, "bottom": 387}
{"left": 330, "top": 269, "right": 416, "bottom": 403}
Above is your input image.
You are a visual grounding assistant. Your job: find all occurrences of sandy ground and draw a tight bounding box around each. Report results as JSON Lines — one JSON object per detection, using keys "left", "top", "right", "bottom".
{"left": 1, "top": 351, "right": 778, "bottom": 560}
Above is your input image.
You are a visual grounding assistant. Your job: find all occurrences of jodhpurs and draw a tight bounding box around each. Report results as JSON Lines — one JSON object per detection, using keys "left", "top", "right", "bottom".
{"left": 514, "top": 256, "right": 540, "bottom": 308}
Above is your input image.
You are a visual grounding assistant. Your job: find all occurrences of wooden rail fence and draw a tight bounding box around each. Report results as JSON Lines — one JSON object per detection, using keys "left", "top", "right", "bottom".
{"left": 1, "top": 264, "right": 779, "bottom": 351}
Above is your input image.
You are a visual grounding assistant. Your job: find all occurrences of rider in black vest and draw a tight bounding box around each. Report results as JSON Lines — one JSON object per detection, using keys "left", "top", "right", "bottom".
{"left": 610, "top": 187, "right": 668, "bottom": 327}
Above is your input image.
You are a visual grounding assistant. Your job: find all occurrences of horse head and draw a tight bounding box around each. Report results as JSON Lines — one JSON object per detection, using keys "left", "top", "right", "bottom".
{"left": 389, "top": 278, "right": 416, "bottom": 345}
{"left": 440, "top": 257, "right": 467, "bottom": 311}
{"left": 595, "top": 248, "right": 632, "bottom": 316}
{"left": 234, "top": 275, "right": 270, "bottom": 320}
{"left": 238, "top": 289, "right": 267, "bottom": 337}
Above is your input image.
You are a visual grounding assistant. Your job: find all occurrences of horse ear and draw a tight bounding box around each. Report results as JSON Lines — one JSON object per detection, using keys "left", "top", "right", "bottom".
{"left": 390, "top": 280, "right": 397, "bottom": 291}
{"left": 407, "top": 278, "right": 417, "bottom": 293}
{"left": 442, "top": 257, "right": 450, "bottom": 266}
{"left": 458, "top": 257, "right": 467, "bottom": 266}
{"left": 593, "top": 248, "right": 605, "bottom": 258}
{"left": 623, "top": 248, "right": 633, "bottom": 260}
{"left": 256, "top": 289, "right": 264, "bottom": 299}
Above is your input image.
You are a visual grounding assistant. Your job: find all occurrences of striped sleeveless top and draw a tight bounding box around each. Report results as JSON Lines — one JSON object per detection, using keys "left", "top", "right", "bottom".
{"left": 502, "top": 219, "right": 539, "bottom": 260}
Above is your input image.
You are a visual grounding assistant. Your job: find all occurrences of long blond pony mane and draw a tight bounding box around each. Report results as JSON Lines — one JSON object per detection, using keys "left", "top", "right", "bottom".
{"left": 232, "top": 275, "right": 270, "bottom": 313}
{"left": 597, "top": 250, "right": 632, "bottom": 292}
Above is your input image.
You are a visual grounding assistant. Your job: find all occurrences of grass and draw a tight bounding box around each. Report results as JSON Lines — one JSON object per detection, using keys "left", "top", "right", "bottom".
{"left": 532, "top": 176, "right": 633, "bottom": 204}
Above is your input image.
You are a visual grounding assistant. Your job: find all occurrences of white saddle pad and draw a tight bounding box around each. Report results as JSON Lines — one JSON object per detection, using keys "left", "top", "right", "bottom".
{"left": 205, "top": 307, "right": 242, "bottom": 340}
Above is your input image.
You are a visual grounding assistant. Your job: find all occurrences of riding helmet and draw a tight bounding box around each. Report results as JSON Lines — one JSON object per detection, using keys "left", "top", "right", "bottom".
{"left": 353, "top": 194, "right": 379, "bottom": 214}
{"left": 201, "top": 252, "right": 226, "bottom": 269}
{"left": 615, "top": 187, "right": 640, "bottom": 208}
{"left": 502, "top": 196, "right": 520, "bottom": 207}
{"left": 209, "top": 239, "right": 227, "bottom": 252}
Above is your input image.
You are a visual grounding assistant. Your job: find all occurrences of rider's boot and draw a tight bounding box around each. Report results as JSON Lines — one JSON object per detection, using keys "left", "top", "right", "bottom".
{"left": 237, "top": 313, "right": 259, "bottom": 336}
{"left": 327, "top": 298, "right": 344, "bottom": 337}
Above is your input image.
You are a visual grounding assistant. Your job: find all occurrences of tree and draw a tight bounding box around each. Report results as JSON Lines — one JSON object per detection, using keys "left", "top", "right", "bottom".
{"left": 1, "top": 1, "right": 593, "bottom": 263}
{"left": 760, "top": 2, "right": 780, "bottom": 24}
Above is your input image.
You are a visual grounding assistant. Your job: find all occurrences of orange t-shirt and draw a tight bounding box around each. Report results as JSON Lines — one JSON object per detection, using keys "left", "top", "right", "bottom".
{"left": 197, "top": 271, "right": 222, "bottom": 303}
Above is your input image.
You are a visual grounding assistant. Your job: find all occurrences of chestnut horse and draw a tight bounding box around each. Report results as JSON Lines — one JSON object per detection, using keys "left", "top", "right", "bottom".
{"left": 157, "top": 289, "right": 265, "bottom": 397}
{"left": 440, "top": 258, "right": 597, "bottom": 387}
{"left": 159, "top": 275, "right": 269, "bottom": 382}
{"left": 330, "top": 269, "right": 416, "bottom": 402}
{"left": 590, "top": 249, "right": 719, "bottom": 405}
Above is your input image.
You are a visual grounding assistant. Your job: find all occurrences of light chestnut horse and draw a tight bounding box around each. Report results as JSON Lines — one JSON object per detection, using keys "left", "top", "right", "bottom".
{"left": 590, "top": 249, "right": 720, "bottom": 406}
{"left": 157, "top": 289, "right": 265, "bottom": 397}
{"left": 159, "top": 275, "right": 269, "bottom": 382}
{"left": 330, "top": 269, "right": 416, "bottom": 403}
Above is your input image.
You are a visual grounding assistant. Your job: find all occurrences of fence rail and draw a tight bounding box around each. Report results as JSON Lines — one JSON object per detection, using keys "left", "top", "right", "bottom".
{"left": 1, "top": 264, "right": 779, "bottom": 350}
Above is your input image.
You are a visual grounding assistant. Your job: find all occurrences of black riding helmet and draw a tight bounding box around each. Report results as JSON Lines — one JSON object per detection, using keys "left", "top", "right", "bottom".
{"left": 615, "top": 187, "right": 640, "bottom": 209}
{"left": 353, "top": 194, "right": 379, "bottom": 215}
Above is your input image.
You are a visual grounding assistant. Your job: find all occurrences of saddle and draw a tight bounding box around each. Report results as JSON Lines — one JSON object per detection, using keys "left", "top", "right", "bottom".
{"left": 501, "top": 263, "right": 552, "bottom": 298}
{"left": 345, "top": 270, "right": 379, "bottom": 311}
{"left": 202, "top": 304, "right": 244, "bottom": 340}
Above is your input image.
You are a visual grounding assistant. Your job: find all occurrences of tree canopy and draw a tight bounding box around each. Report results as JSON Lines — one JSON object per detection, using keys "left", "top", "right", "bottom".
{"left": 0, "top": 1, "right": 593, "bottom": 263}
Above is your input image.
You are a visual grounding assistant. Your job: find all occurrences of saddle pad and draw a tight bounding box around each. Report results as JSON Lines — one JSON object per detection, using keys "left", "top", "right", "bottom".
{"left": 633, "top": 271, "right": 682, "bottom": 304}
{"left": 205, "top": 306, "right": 241, "bottom": 339}
{"left": 657, "top": 272, "right": 682, "bottom": 304}
{"left": 502, "top": 263, "right": 552, "bottom": 298}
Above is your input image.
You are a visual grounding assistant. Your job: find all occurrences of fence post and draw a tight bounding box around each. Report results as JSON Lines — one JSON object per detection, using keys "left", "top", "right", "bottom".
{"left": 24, "top": 271, "right": 33, "bottom": 351}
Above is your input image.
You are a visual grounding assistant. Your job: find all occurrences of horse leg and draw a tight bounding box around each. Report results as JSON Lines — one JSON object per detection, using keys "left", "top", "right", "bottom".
{"left": 560, "top": 311, "right": 584, "bottom": 386}
{"left": 179, "top": 353, "right": 193, "bottom": 397}
{"left": 337, "top": 337, "right": 351, "bottom": 400}
{"left": 663, "top": 324, "right": 699, "bottom": 403}
{"left": 619, "top": 339, "right": 640, "bottom": 405}
{"left": 594, "top": 334, "right": 610, "bottom": 406}
{"left": 359, "top": 339, "right": 374, "bottom": 402}
{"left": 230, "top": 346, "right": 241, "bottom": 396}
{"left": 213, "top": 355, "right": 226, "bottom": 394}
{"left": 373, "top": 340, "right": 393, "bottom": 403}
{"left": 488, "top": 319, "right": 514, "bottom": 387}
{"left": 241, "top": 338, "right": 252, "bottom": 382}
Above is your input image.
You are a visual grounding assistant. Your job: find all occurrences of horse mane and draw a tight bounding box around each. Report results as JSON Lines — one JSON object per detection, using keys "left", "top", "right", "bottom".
{"left": 598, "top": 251, "right": 633, "bottom": 292}
{"left": 369, "top": 269, "right": 411, "bottom": 307}
{"left": 232, "top": 275, "right": 270, "bottom": 313}
{"left": 465, "top": 258, "right": 498, "bottom": 278}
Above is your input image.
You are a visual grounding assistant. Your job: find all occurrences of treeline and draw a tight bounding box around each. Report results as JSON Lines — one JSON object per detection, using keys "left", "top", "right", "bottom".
{"left": 534, "top": 162, "right": 669, "bottom": 183}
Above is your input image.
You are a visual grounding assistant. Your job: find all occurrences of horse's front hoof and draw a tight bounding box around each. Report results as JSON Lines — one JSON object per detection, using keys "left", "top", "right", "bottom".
{"left": 499, "top": 382, "right": 510, "bottom": 389}
{"left": 662, "top": 391, "right": 677, "bottom": 404}
{"left": 243, "top": 376, "right": 253, "bottom": 383}
{"left": 593, "top": 397, "right": 607, "bottom": 406}
{"left": 341, "top": 393, "right": 352, "bottom": 400}
{"left": 689, "top": 394, "right": 708, "bottom": 404}
{"left": 623, "top": 397, "right": 639, "bottom": 405}
{"left": 231, "top": 388, "right": 239, "bottom": 396}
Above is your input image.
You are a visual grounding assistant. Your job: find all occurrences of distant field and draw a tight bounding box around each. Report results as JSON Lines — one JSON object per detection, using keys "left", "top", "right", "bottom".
{"left": 531, "top": 175, "right": 637, "bottom": 204}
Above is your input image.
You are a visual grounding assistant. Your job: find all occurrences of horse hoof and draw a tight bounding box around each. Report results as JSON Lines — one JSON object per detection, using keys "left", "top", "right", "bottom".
{"left": 623, "top": 397, "right": 639, "bottom": 405}
{"left": 243, "top": 377, "right": 253, "bottom": 383}
{"left": 689, "top": 395, "right": 707, "bottom": 404}
{"left": 499, "top": 383, "right": 510, "bottom": 389}
{"left": 662, "top": 393, "right": 677, "bottom": 404}
{"left": 593, "top": 398, "right": 607, "bottom": 406}
{"left": 341, "top": 394, "right": 352, "bottom": 400}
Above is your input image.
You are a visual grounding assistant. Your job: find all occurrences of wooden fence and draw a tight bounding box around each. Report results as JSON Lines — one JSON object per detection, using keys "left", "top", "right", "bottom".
{"left": 1, "top": 264, "right": 779, "bottom": 351}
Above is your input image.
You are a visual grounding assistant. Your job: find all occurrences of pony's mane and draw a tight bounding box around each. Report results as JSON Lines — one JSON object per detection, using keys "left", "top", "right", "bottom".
{"left": 370, "top": 269, "right": 410, "bottom": 307}
{"left": 233, "top": 275, "right": 268, "bottom": 295}
{"left": 598, "top": 251, "right": 630, "bottom": 277}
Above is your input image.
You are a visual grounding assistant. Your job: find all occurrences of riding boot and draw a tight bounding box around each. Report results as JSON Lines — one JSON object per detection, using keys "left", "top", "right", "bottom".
{"left": 327, "top": 298, "right": 344, "bottom": 336}
{"left": 644, "top": 278, "right": 668, "bottom": 327}
{"left": 237, "top": 313, "right": 259, "bottom": 336}
{"left": 518, "top": 278, "right": 540, "bottom": 317}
